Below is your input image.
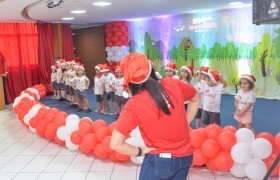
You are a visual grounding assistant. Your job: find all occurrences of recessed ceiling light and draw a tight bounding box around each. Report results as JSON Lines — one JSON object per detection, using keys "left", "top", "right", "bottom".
{"left": 62, "top": 17, "right": 75, "bottom": 20}
{"left": 92, "top": 1, "right": 112, "bottom": 6}
{"left": 228, "top": 1, "right": 244, "bottom": 5}
{"left": 70, "top": 10, "right": 86, "bottom": 14}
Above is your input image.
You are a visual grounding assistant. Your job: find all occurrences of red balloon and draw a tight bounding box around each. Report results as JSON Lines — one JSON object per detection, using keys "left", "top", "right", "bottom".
{"left": 206, "top": 158, "right": 218, "bottom": 171}
{"left": 115, "top": 152, "right": 130, "bottom": 162}
{"left": 53, "top": 117, "right": 66, "bottom": 129}
{"left": 54, "top": 135, "right": 65, "bottom": 145}
{"left": 115, "top": 41, "right": 123, "bottom": 46}
{"left": 214, "top": 151, "right": 234, "bottom": 171}
{"left": 102, "top": 136, "right": 113, "bottom": 153}
{"left": 43, "top": 115, "right": 55, "bottom": 125}
{"left": 201, "top": 139, "right": 220, "bottom": 158}
{"left": 82, "top": 133, "right": 98, "bottom": 150}
{"left": 108, "top": 122, "right": 116, "bottom": 134}
{"left": 79, "top": 118, "right": 93, "bottom": 128}
{"left": 48, "top": 108, "right": 59, "bottom": 114}
{"left": 114, "top": 22, "right": 122, "bottom": 27}
{"left": 257, "top": 132, "right": 275, "bottom": 148}
{"left": 218, "top": 131, "right": 237, "bottom": 151}
{"left": 114, "top": 31, "right": 122, "bottom": 37}
{"left": 274, "top": 132, "right": 280, "bottom": 151}
{"left": 190, "top": 129, "right": 206, "bottom": 148}
{"left": 110, "top": 36, "right": 118, "bottom": 43}
{"left": 56, "top": 111, "right": 68, "bottom": 118}
{"left": 70, "top": 130, "right": 82, "bottom": 145}
{"left": 79, "top": 143, "right": 93, "bottom": 154}
{"left": 79, "top": 124, "right": 93, "bottom": 138}
{"left": 36, "top": 120, "right": 47, "bottom": 136}
{"left": 106, "top": 42, "right": 113, "bottom": 47}
{"left": 45, "top": 124, "right": 56, "bottom": 140}
{"left": 193, "top": 149, "right": 208, "bottom": 166}
{"left": 223, "top": 126, "right": 237, "bottom": 134}
{"left": 94, "top": 144, "right": 109, "bottom": 159}
{"left": 122, "top": 21, "right": 128, "bottom": 26}
{"left": 123, "top": 41, "right": 129, "bottom": 46}
{"left": 105, "top": 23, "right": 113, "bottom": 28}
{"left": 109, "top": 152, "right": 119, "bottom": 162}
{"left": 108, "top": 61, "right": 115, "bottom": 67}
{"left": 105, "top": 28, "right": 110, "bottom": 34}
{"left": 264, "top": 148, "right": 280, "bottom": 175}
{"left": 96, "top": 127, "right": 109, "bottom": 142}
{"left": 119, "top": 36, "right": 126, "bottom": 42}
{"left": 92, "top": 120, "right": 107, "bottom": 132}
{"left": 205, "top": 124, "right": 222, "bottom": 140}
{"left": 119, "top": 26, "right": 126, "bottom": 32}
{"left": 111, "top": 27, "right": 118, "bottom": 33}
{"left": 106, "top": 32, "right": 112, "bottom": 38}
{"left": 105, "top": 37, "right": 111, "bottom": 43}
{"left": 29, "top": 117, "right": 39, "bottom": 128}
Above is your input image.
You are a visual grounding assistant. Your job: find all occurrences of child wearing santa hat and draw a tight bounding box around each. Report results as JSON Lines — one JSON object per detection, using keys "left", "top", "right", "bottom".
{"left": 70, "top": 64, "right": 92, "bottom": 113}
{"left": 165, "top": 62, "right": 179, "bottom": 79}
{"left": 200, "top": 70, "right": 227, "bottom": 126}
{"left": 68, "top": 60, "right": 78, "bottom": 108}
{"left": 51, "top": 64, "right": 58, "bottom": 99}
{"left": 93, "top": 64, "right": 104, "bottom": 113}
{"left": 234, "top": 74, "right": 256, "bottom": 134}
{"left": 180, "top": 65, "right": 194, "bottom": 110}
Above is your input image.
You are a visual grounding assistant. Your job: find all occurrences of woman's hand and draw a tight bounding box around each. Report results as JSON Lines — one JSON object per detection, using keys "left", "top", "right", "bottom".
{"left": 141, "top": 146, "right": 156, "bottom": 156}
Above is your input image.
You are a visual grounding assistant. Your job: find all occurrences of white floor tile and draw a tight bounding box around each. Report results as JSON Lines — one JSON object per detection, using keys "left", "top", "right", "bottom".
{"left": 61, "top": 172, "right": 88, "bottom": 180}
{"left": 12, "top": 172, "right": 40, "bottom": 180}
{"left": 28, "top": 142, "right": 49, "bottom": 149}
{"left": 66, "top": 162, "right": 92, "bottom": 172}
{"left": 113, "top": 161, "right": 137, "bottom": 171}
{"left": 9, "top": 155, "right": 34, "bottom": 164}
{"left": 111, "top": 170, "right": 137, "bottom": 180}
{"left": 0, "top": 163, "right": 26, "bottom": 172}
{"left": 73, "top": 154, "right": 95, "bottom": 163}
{"left": 30, "top": 155, "right": 55, "bottom": 164}
{"left": 86, "top": 172, "right": 112, "bottom": 180}
{"left": 90, "top": 162, "right": 115, "bottom": 172}
{"left": 19, "top": 148, "right": 41, "bottom": 156}
{"left": 0, "top": 143, "right": 12, "bottom": 150}
{"left": 36, "top": 173, "right": 64, "bottom": 180}
{"left": 43, "top": 162, "right": 70, "bottom": 172}
{"left": 57, "top": 147, "right": 79, "bottom": 156}
{"left": 38, "top": 148, "right": 61, "bottom": 156}
{"left": 0, "top": 172, "right": 17, "bottom": 180}
{"left": 213, "top": 171, "right": 243, "bottom": 180}
{"left": 0, "top": 156, "right": 15, "bottom": 164}
{"left": 94, "top": 157, "right": 113, "bottom": 163}
{"left": 18, "top": 137, "right": 37, "bottom": 143}
{"left": 20, "top": 163, "right": 48, "bottom": 172}
{"left": 51, "top": 155, "right": 76, "bottom": 163}
{"left": 188, "top": 167, "right": 215, "bottom": 180}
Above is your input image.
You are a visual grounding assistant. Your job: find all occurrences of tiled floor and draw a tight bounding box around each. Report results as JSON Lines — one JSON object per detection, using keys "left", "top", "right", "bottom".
{"left": 0, "top": 107, "right": 279, "bottom": 180}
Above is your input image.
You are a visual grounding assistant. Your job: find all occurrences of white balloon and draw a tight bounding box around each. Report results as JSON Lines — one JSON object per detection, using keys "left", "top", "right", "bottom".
{"left": 130, "top": 155, "right": 144, "bottom": 165}
{"left": 57, "top": 126, "right": 69, "bottom": 141}
{"left": 252, "top": 138, "right": 272, "bottom": 159}
{"left": 245, "top": 158, "right": 267, "bottom": 180}
{"left": 24, "top": 104, "right": 43, "bottom": 125}
{"left": 106, "top": 57, "right": 112, "bottom": 61}
{"left": 66, "top": 121, "right": 79, "bottom": 133}
{"left": 230, "top": 162, "right": 246, "bottom": 178}
{"left": 66, "top": 136, "right": 79, "bottom": 151}
{"left": 13, "top": 94, "right": 35, "bottom": 108}
{"left": 107, "top": 51, "right": 113, "bottom": 57}
{"left": 231, "top": 143, "right": 253, "bottom": 164}
{"left": 235, "top": 128, "right": 255, "bottom": 144}
{"left": 125, "top": 138, "right": 140, "bottom": 147}
{"left": 29, "top": 126, "right": 36, "bottom": 133}
{"left": 121, "top": 45, "right": 127, "bottom": 51}
{"left": 115, "top": 51, "right": 123, "bottom": 57}
{"left": 130, "top": 127, "right": 145, "bottom": 147}
{"left": 105, "top": 47, "right": 110, "bottom": 52}
{"left": 23, "top": 113, "right": 32, "bottom": 125}
{"left": 66, "top": 114, "right": 80, "bottom": 125}
{"left": 27, "top": 88, "right": 40, "bottom": 100}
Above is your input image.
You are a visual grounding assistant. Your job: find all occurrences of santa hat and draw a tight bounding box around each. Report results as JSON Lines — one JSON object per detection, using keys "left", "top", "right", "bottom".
{"left": 240, "top": 74, "right": 256, "bottom": 84}
{"left": 165, "top": 62, "right": 177, "bottom": 73}
{"left": 65, "top": 61, "right": 70, "bottom": 65}
{"left": 207, "top": 71, "right": 220, "bottom": 84}
{"left": 120, "top": 52, "right": 152, "bottom": 89}
{"left": 115, "top": 65, "right": 121, "bottom": 73}
{"left": 181, "top": 65, "right": 194, "bottom": 76}
{"left": 60, "top": 59, "right": 66, "bottom": 66}
{"left": 100, "top": 63, "right": 110, "bottom": 73}
{"left": 76, "top": 63, "right": 84, "bottom": 71}
{"left": 95, "top": 64, "right": 103, "bottom": 70}
{"left": 51, "top": 64, "right": 58, "bottom": 69}
{"left": 70, "top": 60, "right": 76, "bottom": 65}
{"left": 196, "top": 66, "right": 209, "bottom": 75}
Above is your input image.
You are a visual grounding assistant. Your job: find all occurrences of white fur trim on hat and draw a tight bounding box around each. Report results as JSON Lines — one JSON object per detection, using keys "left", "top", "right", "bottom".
{"left": 181, "top": 66, "right": 192, "bottom": 75}
{"left": 77, "top": 66, "right": 84, "bottom": 71}
{"left": 95, "top": 66, "right": 100, "bottom": 70}
{"left": 240, "top": 75, "right": 256, "bottom": 84}
{"left": 165, "top": 67, "right": 177, "bottom": 73}
{"left": 207, "top": 73, "right": 218, "bottom": 84}
{"left": 131, "top": 62, "right": 152, "bottom": 84}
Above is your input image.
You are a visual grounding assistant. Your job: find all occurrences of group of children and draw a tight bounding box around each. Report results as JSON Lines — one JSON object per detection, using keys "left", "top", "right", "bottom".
{"left": 161, "top": 62, "right": 256, "bottom": 133}
{"left": 50, "top": 58, "right": 257, "bottom": 132}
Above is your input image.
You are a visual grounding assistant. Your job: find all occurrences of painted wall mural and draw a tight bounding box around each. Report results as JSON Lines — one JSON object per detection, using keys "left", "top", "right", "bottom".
{"left": 128, "top": 7, "right": 280, "bottom": 99}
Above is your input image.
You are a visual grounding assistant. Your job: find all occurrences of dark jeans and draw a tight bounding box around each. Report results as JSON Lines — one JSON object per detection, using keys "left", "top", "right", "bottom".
{"left": 139, "top": 154, "right": 193, "bottom": 180}
{"left": 2, "top": 77, "right": 8, "bottom": 104}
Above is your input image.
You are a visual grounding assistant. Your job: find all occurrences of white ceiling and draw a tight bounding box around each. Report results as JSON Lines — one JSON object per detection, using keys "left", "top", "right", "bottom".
{"left": 0, "top": 0, "right": 252, "bottom": 28}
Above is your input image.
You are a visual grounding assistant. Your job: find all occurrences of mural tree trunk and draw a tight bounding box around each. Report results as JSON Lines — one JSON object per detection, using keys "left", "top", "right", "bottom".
{"left": 232, "top": 78, "right": 239, "bottom": 93}
{"left": 184, "top": 50, "right": 187, "bottom": 61}
{"left": 260, "top": 49, "right": 268, "bottom": 77}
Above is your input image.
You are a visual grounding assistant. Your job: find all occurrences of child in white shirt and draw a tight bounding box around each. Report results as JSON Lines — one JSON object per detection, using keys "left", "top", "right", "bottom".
{"left": 93, "top": 64, "right": 104, "bottom": 113}
{"left": 180, "top": 65, "right": 194, "bottom": 110}
{"left": 51, "top": 65, "right": 58, "bottom": 99}
{"left": 165, "top": 62, "right": 179, "bottom": 79}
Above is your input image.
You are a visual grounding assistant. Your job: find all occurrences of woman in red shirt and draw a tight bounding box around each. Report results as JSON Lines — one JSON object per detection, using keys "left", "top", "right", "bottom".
{"left": 110, "top": 53, "right": 200, "bottom": 179}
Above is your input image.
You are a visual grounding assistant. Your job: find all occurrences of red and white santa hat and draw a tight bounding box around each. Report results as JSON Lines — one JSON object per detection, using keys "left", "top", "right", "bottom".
{"left": 70, "top": 60, "right": 76, "bottom": 65}
{"left": 95, "top": 64, "right": 103, "bottom": 70}
{"left": 120, "top": 52, "right": 152, "bottom": 89}
{"left": 196, "top": 66, "right": 209, "bottom": 75}
{"left": 51, "top": 64, "right": 58, "bottom": 69}
{"left": 240, "top": 74, "right": 256, "bottom": 84}
{"left": 207, "top": 71, "right": 220, "bottom": 84}
{"left": 100, "top": 63, "right": 110, "bottom": 73}
{"left": 60, "top": 59, "right": 66, "bottom": 66}
{"left": 75, "top": 62, "right": 84, "bottom": 71}
{"left": 165, "top": 62, "right": 177, "bottom": 73}
{"left": 148, "top": 60, "right": 154, "bottom": 66}
{"left": 181, "top": 65, "right": 194, "bottom": 76}
{"left": 115, "top": 65, "right": 121, "bottom": 73}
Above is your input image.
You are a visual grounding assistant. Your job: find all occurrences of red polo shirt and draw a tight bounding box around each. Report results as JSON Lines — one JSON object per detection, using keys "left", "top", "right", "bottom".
{"left": 0, "top": 53, "right": 6, "bottom": 74}
{"left": 115, "top": 78, "right": 196, "bottom": 157}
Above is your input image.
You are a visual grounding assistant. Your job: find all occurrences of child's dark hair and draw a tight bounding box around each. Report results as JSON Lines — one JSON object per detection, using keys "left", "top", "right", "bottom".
{"left": 240, "top": 78, "right": 255, "bottom": 89}
{"left": 128, "top": 68, "right": 174, "bottom": 115}
{"left": 180, "top": 71, "right": 192, "bottom": 84}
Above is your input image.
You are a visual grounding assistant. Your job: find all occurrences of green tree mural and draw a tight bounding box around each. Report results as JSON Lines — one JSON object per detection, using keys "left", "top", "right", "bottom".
{"left": 199, "top": 44, "right": 207, "bottom": 59}
{"left": 228, "top": 70, "right": 239, "bottom": 93}
{"left": 273, "top": 28, "right": 280, "bottom": 58}
{"left": 238, "top": 43, "right": 250, "bottom": 59}
{"left": 144, "top": 32, "right": 153, "bottom": 59}
{"left": 224, "top": 42, "right": 237, "bottom": 60}
{"left": 212, "top": 43, "right": 222, "bottom": 60}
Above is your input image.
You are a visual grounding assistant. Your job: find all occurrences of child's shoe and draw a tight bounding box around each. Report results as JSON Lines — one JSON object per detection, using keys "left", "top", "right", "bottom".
{"left": 86, "top": 108, "right": 92, "bottom": 113}
{"left": 52, "top": 95, "right": 57, "bottom": 99}
{"left": 109, "top": 111, "right": 117, "bottom": 115}
{"left": 77, "top": 107, "right": 83, "bottom": 112}
{"left": 95, "top": 108, "right": 101, "bottom": 112}
{"left": 100, "top": 109, "right": 106, "bottom": 114}
{"left": 103, "top": 108, "right": 111, "bottom": 114}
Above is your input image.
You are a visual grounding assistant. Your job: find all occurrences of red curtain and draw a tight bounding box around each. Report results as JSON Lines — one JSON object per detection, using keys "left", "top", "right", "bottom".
{"left": 62, "top": 24, "right": 75, "bottom": 60}
{"left": 37, "top": 23, "right": 54, "bottom": 94}
{"left": 0, "top": 23, "right": 39, "bottom": 103}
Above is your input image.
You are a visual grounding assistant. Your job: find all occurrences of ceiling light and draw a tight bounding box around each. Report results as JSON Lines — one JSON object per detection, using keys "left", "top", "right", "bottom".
{"left": 228, "top": 1, "right": 244, "bottom": 5}
{"left": 62, "top": 17, "right": 75, "bottom": 20}
{"left": 92, "top": 1, "right": 112, "bottom": 6}
{"left": 70, "top": 10, "right": 86, "bottom": 14}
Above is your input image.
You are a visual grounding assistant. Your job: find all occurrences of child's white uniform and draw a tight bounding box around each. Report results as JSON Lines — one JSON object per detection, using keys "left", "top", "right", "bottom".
{"left": 193, "top": 81, "right": 203, "bottom": 109}
{"left": 94, "top": 74, "right": 104, "bottom": 95}
{"left": 101, "top": 73, "right": 115, "bottom": 93}
{"left": 110, "top": 77, "right": 124, "bottom": 96}
{"left": 71, "top": 75, "right": 89, "bottom": 91}
{"left": 51, "top": 73, "right": 56, "bottom": 83}
{"left": 56, "top": 67, "right": 62, "bottom": 83}
{"left": 172, "top": 75, "right": 180, "bottom": 80}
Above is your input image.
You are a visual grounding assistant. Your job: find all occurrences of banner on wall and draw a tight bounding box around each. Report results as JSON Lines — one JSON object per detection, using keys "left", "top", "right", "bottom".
{"left": 128, "top": 7, "right": 280, "bottom": 100}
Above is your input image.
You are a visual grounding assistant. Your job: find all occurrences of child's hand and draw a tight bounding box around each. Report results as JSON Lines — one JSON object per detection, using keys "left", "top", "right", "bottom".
{"left": 219, "top": 73, "right": 223, "bottom": 78}
{"left": 85, "top": 88, "right": 88, "bottom": 91}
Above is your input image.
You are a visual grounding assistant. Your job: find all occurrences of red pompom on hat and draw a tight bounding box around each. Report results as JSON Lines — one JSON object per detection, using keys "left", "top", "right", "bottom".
{"left": 120, "top": 52, "right": 152, "bottom": 89}
{"left": 240, "top": 74, "right": 256, "bottom": 84}
{"left": 181, "top": 65, "right": 194, "bottom": 76}
{"left": 165, "top": 62, "right": 177, "bottom": 72}
{"left": 95, "top": 64, "right": 103, "bottom": 70}
{"left": 115, "top": 65, "right": 121, "bottom": 73}
{"left": 196, "top": 66, "right": 209, "bottom": 75}
{"left": 100, "top": 63, "right": 109, "bottom": 72}
{"left": 60, "top": 59, "right": 66, "bottom": 65}
{"left": 207, "top": 71, "right": 220, "bottom": 84}
{"left": 76, "top": 64, "right": 85, "bottom": 71}
{"left": 51, "top": 64, "right": 58, "bottom": 69}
